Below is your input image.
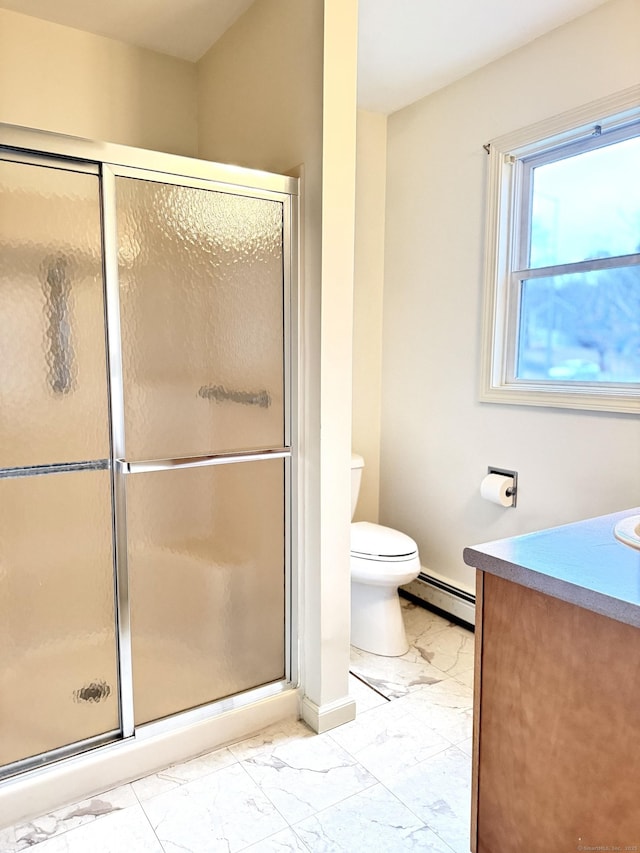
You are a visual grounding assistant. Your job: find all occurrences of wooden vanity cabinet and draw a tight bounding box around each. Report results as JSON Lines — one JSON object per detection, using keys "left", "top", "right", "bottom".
{"left": 471, "top": 571, "right": 640, "bottom": 853}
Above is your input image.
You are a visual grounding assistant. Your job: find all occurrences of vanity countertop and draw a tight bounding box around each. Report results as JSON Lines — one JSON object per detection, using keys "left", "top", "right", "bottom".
{"left": 463, "top": 507, "right": 640, "bottom": 628}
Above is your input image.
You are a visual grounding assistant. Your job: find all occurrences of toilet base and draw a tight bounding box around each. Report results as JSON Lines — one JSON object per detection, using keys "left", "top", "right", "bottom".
{"left": 350, "top": 580, "right": 409, "bottom": 657}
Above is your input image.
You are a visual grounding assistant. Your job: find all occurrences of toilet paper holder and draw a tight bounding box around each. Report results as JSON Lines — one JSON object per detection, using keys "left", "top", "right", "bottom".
{"left": 487, "top": 466, "right": 518, "bottom": 507}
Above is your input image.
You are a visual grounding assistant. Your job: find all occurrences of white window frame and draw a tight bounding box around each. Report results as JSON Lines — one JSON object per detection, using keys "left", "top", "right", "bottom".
{"left": 480, "top": 85, "right": 640, "bottom": 414}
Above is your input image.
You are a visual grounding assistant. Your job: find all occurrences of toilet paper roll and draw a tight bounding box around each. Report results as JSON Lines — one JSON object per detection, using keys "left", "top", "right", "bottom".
{"left": 480, "top": 473, "right": 514, "bottom": 507}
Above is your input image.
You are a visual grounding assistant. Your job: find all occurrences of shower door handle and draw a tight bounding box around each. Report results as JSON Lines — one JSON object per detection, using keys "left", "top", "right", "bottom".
{"left": 115, "top": 447, "right": 291, "bottom": 475}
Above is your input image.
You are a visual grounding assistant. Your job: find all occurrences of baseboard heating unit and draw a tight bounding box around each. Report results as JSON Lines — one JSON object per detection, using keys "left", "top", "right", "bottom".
{"left": 401, "top": 570, "right": 476, "bottom": 630}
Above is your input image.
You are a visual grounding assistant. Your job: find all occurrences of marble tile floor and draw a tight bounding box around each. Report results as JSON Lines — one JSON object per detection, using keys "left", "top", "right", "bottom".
{"left": 0, "top": 600, "right": 475, "bottom": 853}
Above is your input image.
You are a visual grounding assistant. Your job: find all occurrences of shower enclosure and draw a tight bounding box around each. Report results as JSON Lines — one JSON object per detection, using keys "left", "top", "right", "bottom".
{"left": 0, "top": 126, "right": 297, "bottom": 779}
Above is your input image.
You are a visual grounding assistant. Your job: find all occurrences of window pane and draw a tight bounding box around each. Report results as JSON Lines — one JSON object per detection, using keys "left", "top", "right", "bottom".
{"left": 529, "top": 135, "right": 640, "bottom": 268}
{"left": 517, "top": 266, "right": 640, "bottom": 382}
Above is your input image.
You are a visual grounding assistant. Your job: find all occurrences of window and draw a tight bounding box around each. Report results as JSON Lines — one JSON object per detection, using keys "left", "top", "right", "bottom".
{"left": 480, "top": 87, "right": 640, "bottom": 413}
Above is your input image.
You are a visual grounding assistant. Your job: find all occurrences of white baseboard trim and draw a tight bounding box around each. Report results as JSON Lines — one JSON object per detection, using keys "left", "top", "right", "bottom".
{"left": 300, "top": 694, "right": 356, "bottom": 734}
{"left": 402, "top": 571, "right": 476, "bottom": 627}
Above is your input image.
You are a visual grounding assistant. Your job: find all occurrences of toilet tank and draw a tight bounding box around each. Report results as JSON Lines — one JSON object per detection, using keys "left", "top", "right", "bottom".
{"left": 351, "top": 453, "right": 365, "bottom": 519}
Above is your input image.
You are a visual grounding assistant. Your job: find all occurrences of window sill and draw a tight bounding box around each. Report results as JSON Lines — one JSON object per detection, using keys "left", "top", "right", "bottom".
{"left": 479, "top": 381, "right": 640, "bottom": 414}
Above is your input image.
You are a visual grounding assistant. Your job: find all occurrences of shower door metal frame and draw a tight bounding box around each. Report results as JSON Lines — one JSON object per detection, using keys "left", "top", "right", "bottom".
{"left": 103, "top": 160, "right": 296, "bottom": 737}
{"left": 0, "top": 122, "right": 299, "bottom": 776}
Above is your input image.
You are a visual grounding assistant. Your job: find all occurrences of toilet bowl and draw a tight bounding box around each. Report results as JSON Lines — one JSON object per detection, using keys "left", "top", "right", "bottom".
{"left": 350, "top": 455, "right": 421, "bottom": 656}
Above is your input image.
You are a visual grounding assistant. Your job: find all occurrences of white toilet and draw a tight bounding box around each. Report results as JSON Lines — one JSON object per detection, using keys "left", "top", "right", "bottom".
{"left": 350, "top": 453, "right": 421, "bottom": 656}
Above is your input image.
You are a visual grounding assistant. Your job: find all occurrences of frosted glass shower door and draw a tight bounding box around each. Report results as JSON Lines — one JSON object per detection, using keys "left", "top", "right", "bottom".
{"left": 0, "top": 157, "right": 119, "bottom": 771}
{"left": 116, "top": 176, "right": 285, "bottom": 459}
{"left": 114, "top": 173, "right": 290, "bottom": 725}
{"left": 125, "top": 460, "right": 285, "bottom": 725}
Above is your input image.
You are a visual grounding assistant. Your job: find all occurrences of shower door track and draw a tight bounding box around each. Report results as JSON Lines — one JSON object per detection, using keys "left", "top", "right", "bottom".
{"left": 0, "top": 123, "right": 299, "bottom": 782}
{"left": 0, "top": 731, "right": 121, "bottom": 783}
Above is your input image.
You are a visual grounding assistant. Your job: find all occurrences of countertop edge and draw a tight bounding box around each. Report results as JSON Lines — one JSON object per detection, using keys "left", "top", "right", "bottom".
{"left": 463, "top": 546, "right": 640, "bottom": 629}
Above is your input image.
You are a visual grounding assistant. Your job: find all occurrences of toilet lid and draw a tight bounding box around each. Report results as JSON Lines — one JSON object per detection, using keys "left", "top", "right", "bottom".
{"left": 351, "top": 521, "right": 418, "bottom": 558}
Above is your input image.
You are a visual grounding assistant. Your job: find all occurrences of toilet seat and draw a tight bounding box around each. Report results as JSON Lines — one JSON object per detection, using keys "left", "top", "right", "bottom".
{"left": 350, "top": 522, "right": 420, "bottom": 587}
{"left": 350, "top": 521, "right": 418, "bottom": 561}
{"left": 351, "top": 553, "right": 421, "bottom": 587}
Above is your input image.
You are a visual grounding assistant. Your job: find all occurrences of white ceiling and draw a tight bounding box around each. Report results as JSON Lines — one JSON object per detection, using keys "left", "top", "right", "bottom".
{"left": 357, "top": 0, "right": 611, "bottom": 113}
{"left": 0, "top": 0, "right": 612, "bottom": 115}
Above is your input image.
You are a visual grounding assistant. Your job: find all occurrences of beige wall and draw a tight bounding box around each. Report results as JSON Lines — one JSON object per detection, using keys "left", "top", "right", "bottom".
{"left": 197, "top": 1, "right": 323, "bottom": 178}
{"left": 380, "top": 0, "right": 640, "bottom": 591}
{"left": 0, "top": 8, "right": 198, "bottom": 156}
{"left": 352, "top": 110, "right": 388, "bottom": 523}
